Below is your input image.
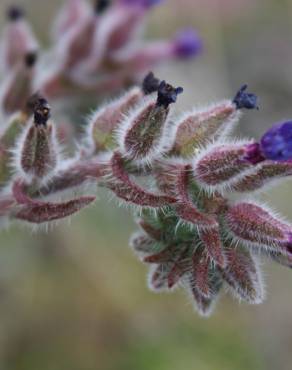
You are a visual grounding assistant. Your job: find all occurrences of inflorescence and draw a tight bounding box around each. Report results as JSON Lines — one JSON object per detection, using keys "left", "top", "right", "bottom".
{"left": 0, "top": 1, "right": 292, "bottom": 317}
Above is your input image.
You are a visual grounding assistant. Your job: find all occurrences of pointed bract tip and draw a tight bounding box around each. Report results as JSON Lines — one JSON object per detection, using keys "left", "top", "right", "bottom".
{"left": 95, "top": 0, "right": 111, "bottom": 14}
{"left": 7, "top": 5, "right": 24, "bottom": 21}
{"left": 24, "top": 51, "right": 38, "bottom": 68}
{"left": 156, "top": 81, "right": 183, "bottom": 108}
{"left": 174, "top": 28, "right": 203, "bottom": 58}
{"left": 27, "top": 93, "right": 51, "bottom": 126}
{"left": 260, "top": 120, "right": 292, "bottom": 161}
{"left": 233, "top": 84, "right": 259, "bottom": 110}
{"left": 142, "top": 72, "right": 160, "bottom": 95}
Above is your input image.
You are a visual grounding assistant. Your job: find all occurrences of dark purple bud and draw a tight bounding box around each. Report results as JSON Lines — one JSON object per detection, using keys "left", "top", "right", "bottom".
{"left": 174, "top": 28, "right": 203, "bottom": 58}
{"left": 142, "top": 72, "right": 160, "bottom": 95}
{"left": 233, "top": 85, "right": 258, "bottom": 110}
{"left": 28, "top": 94, "right": 51, "bottom": 126}
{"left": 260, "top": 121, "right": 292, "bottom": 161}
{"left": 7, "top": 6, "right": 24, "bottom": 21}
{"left": 95, "top": 0, "right": 111, "bottom": 13}
{"left": 156, "top": 81, "right": 183, "bottom": 108}
{"left": 24, "top": 51, "right": 38, "bottom": 68}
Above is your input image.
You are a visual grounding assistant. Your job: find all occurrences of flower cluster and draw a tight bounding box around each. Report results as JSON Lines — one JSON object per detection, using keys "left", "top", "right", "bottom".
{"left": 0, "top": 0, "right": 201, "bottom": 115}
{"left": 2, "top": 64, "right": 292, "bottom": 315}
{"left": 1, "top": 1, "right": 292, "bottom": 317}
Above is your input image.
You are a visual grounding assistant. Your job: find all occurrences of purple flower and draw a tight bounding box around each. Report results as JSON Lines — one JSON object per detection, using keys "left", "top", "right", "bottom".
{"left": 260, "top": 121, "right": 292, "bottom": 161}
{"left": 142, "top": 71, "right": 160, "bottom": 95}
{"left": 156, "top": 81, "right": 183, "bottom": 108}
{"left": 233, "top": 85, "right": 258, "bottom": 110}
{"left": 174, "top": 28, "right": 203, "bottom": 59}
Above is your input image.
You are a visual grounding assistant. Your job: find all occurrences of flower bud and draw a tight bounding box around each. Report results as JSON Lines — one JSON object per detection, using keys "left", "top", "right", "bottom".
{"left": 111, "top": 31, "right": 200, "bottom": 74}
{"left": 9, "top": 178, "right": 96, "bottom": 224}
{"left": 0, "top": 52, "right": 37, "bottom": 115}
{"left": 191, "top": 249, "right": 213, "bottom": 298}
{"left": 112, "top": 28, "right": 202, "bottom": 71}
{"left": 15, "top": 196, "right": 95, "bottom": 224}
{"left": 94, "top": 0, "right": 158, "bottom": 57}
{"left": 51, "top": 0, "right": 91, "bottom": 41}
{"left": 87, "top": 87, "right": 143, "bottom": 154}
{"left": 57, "top": 11, "right": 99, "bottom": 72}
{"left": 130, "top": 231, "right": 157, "bottom": 254}
{"left": 230, "top": 160, "right": 292, "bottom": 193}
{"left": 194, "top": 141, "right": 253, "bottom": 191}
{"left": 220, "top": 248, "right": 264, "bottom": 304}
{"left": 144, "top": 242, "right": 190, "bottom": 290}
{"left": 148, "top": 263, "right": 172, "bottom": 291}
{"left": 1, "top": 6, "right": 38, "bottom": 73}
{"left": 171, "top": 101, "right": 240, "bottom": 157}
{"left": 199, "top": 228, "right": 226, "bottom": 268}
{"left": 187, "top": 269, "right": 222, "bottom": 317}
{"left": 118, "top": 81, "right": 182, "bottom": 163}
{"left": 226, "top": 202, "right": 292, "bottom": 256}
{"left": 17, "top": 96, "right": 58, "bottom": 182}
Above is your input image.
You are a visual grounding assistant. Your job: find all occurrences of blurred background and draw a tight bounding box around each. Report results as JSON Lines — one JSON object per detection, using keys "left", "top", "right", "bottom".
{"left": 1, "top": 0, "right": 292, "bottom": 369}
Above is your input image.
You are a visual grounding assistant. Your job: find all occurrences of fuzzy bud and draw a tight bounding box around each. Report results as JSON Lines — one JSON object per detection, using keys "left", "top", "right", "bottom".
{"left": 52, "top": 0, "right": 91, "bottom": 41}
{"left": 118, "top": 81, "right": 182, "bottom": 163}
{"left": 226, "top": 202, "right": 292, "bottom": 256}
{"left": 199, "top": 228, "right": 226, "bottom": 268}
{"left": 0, "top": 52, "right": 37, "bottom": 115}
{"left": 221, "top": 248, "right": 264, "bottom": 304}
{"left": 194, "top": 142, "right": 253, "bottom": 191}
{"left": 88, "top": 87, "right": 143, "bottom": 154}
{"left": 191, "top": 250, "right": 213, "bottom": 298}
{"left": 1, "top": 7, "right": 38, "bottom": 73}
{"left": 58, "top": 12, "right": 98, "bottom": 71}
{"left": 171, "top": 101, "right": 240, "bottom": 157}
{"left": 130, "top": 231, "right": 157, "bottom": 254}
{"left": 187, "top": 269, "right": 222, "bottom": 317}
{"left": 17, "top": 96, "right": 58, "bottom": 181}
{"left": 231, "top": 160, "right": 292, "bottom": 193}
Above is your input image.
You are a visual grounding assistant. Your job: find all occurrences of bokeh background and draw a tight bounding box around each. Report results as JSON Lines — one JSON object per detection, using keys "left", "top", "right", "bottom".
{"left": 1, "top": 0, "right": 292, "bottom": 369}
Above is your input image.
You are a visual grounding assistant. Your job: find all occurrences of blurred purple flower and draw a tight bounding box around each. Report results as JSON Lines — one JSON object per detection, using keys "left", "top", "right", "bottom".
{"left": 173, "top": 28, "right": 203, "bottom": 58}
{"left": 260, "top": 121, "right": 292, "bottom": 161}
